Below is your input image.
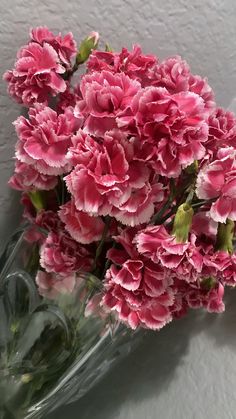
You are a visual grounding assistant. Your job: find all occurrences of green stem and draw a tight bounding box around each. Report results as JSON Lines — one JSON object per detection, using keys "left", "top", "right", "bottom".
{"left": 92, "top": 217, "right": 111, "bottom": 273}
{"left": 185, "top": 187, "right": 195, "bottom": 204}
{"left": 151, "top": 179, "right": 175, "bottom": 224}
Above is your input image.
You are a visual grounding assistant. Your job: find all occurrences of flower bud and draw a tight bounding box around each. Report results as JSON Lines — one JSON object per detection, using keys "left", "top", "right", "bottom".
{"left": 76, "top": 31, "right": 99, "bottom": 65}
{"left": 105, "top": 43, "right": 113, "bottom": 52}
{"left": 172, "top": 203, "right": 194, "bottom": 243}
{"left": 215, "top": 219, "right": 234, "bottom": 254}
{"left": 28, "top": 190, "right": 45, "bottom": 211}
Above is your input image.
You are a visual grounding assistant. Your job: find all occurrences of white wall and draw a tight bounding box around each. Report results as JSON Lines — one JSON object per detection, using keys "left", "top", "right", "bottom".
{"left": 1, "top": 0, "right": 236, "bottom": 249}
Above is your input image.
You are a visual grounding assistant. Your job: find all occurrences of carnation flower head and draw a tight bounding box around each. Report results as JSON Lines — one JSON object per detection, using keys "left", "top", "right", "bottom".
{"left": 30, "top": 26, "right": 77, "bottom": 66}
{"left": 87, "top": 44, "right": 157, "bottom": 86}
{"left": 36, "top": 270, "right": 77, "bottom": 300}
{"left": 102, "top": 227, "right": 174, "bottom": 330}
{"left": 65, "top": 129, "right": 164, "bottom": 226}
{"left": 131, "top": 86, "right": 208, "bottom": 177}
{"left": 196, "top": 147, "right": 236, "bottom": 223}
{"left": 8, "top": 160, "right": 58, "bottom": 191}
{"left": 59, "top": 200, "right": 105, "bottom": 244}
{"left": 3, "top": 27, "right": 77, "bottom": 106}
{"left": 56, "top": 82, "right": 82, "bottom": 113}
{"left": 172, "top": 277, "right": 225, "bottom": 315}
{"left": 151, "top": 55, "right": 215, "bottom": 113}
{"left": 14, "top": 104, "right": 80, "bottom": 176}
{"left": 134, "top": 224, "right": 203, "bottom": 283}
{"left": 151, "top": 56, "right": 190, "bottom": 93}
{"left": 75, "top": 70, "right": 141, "bottom": 136}
{"left": 204, "top": 108, "right": 236, "bottom": 159}
{"left": 40, "top": 230, "right": 92, "bottom": 276}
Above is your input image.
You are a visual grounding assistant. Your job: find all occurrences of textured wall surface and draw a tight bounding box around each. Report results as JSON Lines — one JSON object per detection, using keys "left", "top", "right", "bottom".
{"left": 1, "top": 1, "right": 236, "bottom": 418}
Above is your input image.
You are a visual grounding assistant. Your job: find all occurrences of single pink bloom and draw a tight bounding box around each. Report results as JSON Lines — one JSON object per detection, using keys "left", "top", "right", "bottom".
{"left": 87, "top": 44, "right": 157, "bottom": 87}
{"left": 4, "top": 26, "right": 77, "bottom": 105}
{"left": 196, "top": 147, "right": 236, "bottom": 222}
{"left": 40, "top": 231, "right": 92, "bottom": 276}
{"left": 36, "top": 270, "right": 77, "bottom": 299}
{"left": 59, "top": 200, "right": 105, "bottom": 244}
{"left": 135, "top": 225, "right": 203, "bottom": 282}
{"left": 102, "top": 227, "right": 174, "bottom": 330}
{"left": 8, "top": 160, "right": 57, "bottom": 191}
{"left": 75, "top": 70, "right": 141, "bottom": 136}
{"left": 65, "top": 130, "right": 164, "bottom": 226}
{"left": 14, "top": 104, "right": 80, "bottom": 175}
{"left": 131, "top": 86, "right": 208, "bottom": 177}
{"left": 151, "top": 56, "right": 190, "bottom": 93}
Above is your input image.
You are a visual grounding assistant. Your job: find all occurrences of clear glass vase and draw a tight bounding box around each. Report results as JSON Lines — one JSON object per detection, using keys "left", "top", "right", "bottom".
{"left": 0, "top": 228, "right": 143, "bottom": 419}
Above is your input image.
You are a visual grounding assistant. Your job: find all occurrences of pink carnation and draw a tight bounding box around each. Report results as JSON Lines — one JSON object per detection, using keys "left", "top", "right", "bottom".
{"left": 205, "top": 108, "right": 236, "bottom": 158}
{"left": 191, "top": 211, "right": 218, "bottom": 241}
{"left": 196, "top": 147, "right": 236, "bottom": 223}
{"left": 131, "top": 87, "right": 208, "bottom": 177}
{"left": 65, "top": 130, "right": 164, "bottom": 226}
{"left": 206, "top": 282, "right": 225, "bottom": 313}
{"left": 8, "top": 160, "right": 57, "bottom": 191}
{"left": 102, "top": 228, "right": 173, "bottom": 330}
{"left": 151, "top": 56, "right": 190, "bottom": 93}
{"left": 36, "top": 210, "right": 64, "bottom": 233}
{"left": 87, "top": 45, "right": 157, "bottom": 86}
{"left": 151, "top": 55, "right": 215, "bottom": 113}
{"left": 36, "top": 270, "right": 77, "bottom": 299}
{"left": 135, "top": 225, "right": 203, "bottom": 282}
{"left": 204, "top": 250, "right": 236, "bottom": 286}
{"left": 30, "top": 26, "right": 77, "bottom": 66}
{"left": 22, "top": 210, "right": 64, "bottom": 245}
{"left": 3, "top": 27, "right": 77, "bottom": 105}
{"left": 75, "top": 70, "right": 140, "bottom": 135}
{"left": 84, "top": 292, "right": 108, "bottom": 321}
{"left": 59, "top": 200, "right": 105, "bottom": 244}
{"left": 40, "top": 231, "right": 92, "bottom": 276}
{"left": 14, "top": 104, "right": 80, "bottom": 175}
{"left": 173, "top": 278, "right": 225, "bottom": 314}
{"left": 56, "top": 82, "right": 82, "bottom": 113}
{"left": 188, "top": 74, "right": 215, "bottom": 114}
{"left": 220, "top": 253, "right": 236, "bottom": 286}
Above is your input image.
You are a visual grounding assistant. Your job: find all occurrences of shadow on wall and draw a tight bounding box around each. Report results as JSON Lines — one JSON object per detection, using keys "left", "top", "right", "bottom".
{"left": 49, "top": 287, "right": 236, "bottom": 419}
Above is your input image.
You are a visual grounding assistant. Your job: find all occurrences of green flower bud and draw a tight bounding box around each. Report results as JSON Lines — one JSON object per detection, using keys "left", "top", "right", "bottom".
{"left": 76, "top": 31, "right": 99, "bottom": 65}
{"left": 28, "top": 190, "right": 45, "bottom": 212}
{"left": 215, "top": 219, "right": 234, "bottom": 254}
{"left": 172, "top": 203, "right": 194, "bottom": 243}
{"left": 105, "top": 43, "right": 113, "bottom": 52}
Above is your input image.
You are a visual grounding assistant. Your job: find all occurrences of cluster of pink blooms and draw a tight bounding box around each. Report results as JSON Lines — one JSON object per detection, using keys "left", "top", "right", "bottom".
{"left": 5, "top": 27, "right": 236, "bottom": 331}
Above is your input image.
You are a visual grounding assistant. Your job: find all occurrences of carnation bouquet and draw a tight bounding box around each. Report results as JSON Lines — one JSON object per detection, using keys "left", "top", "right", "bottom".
{"left": 1, "top": 26, "right": 236, "bottom": 418}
